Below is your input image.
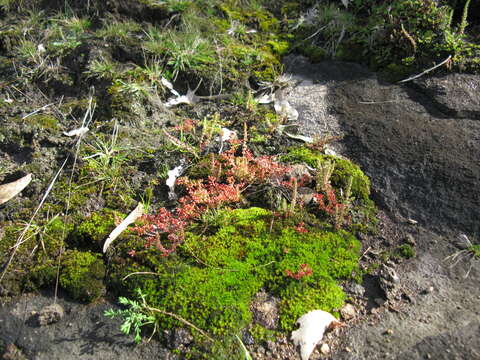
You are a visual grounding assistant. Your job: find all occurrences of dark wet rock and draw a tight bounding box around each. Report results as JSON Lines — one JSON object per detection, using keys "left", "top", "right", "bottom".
{"left": 379, "top": 264, "right": 400, "bottom": 296}
{"left": 348, "top": 283, "right": 366, "bottom": 297}
{"left": 242, "top": 331, "right": 254, "bottom": 346}
{"left": 285, "top": 58, "right": 480, "bottom": 235}
{"left": 167, "top": 328, "right": 193, "bottom": 349}
{"left": 411, "top": 74, "right": 480, "bottom": 119}
{"left": 250, "top": 291, "right": 280, "bottom": 330}
{"left": 37, "top": 304, "right": 64, "bottom": 326}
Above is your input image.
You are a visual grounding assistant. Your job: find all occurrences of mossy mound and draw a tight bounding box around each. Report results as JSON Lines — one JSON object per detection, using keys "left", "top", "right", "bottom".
{"left": 281, "top": 146, "right": 372, "bottom": 203}
{"left": 0, "top": 217, "right": 72, "bottom": 294}
{"left": 60, "top": 250, "right": 105, "bottom": 302}
{"left": 112, "top": 207, "right": 360, "bottom": 338}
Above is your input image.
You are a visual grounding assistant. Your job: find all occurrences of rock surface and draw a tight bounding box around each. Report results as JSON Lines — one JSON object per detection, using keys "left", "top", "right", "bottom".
{"left": 283, "top": 57, "right": 480, "bottom": 359}
{"left": 36, "top": 304, "right": 64, "bottom": 326}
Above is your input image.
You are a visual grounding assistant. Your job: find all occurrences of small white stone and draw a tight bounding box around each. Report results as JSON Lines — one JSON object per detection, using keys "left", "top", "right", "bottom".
{"left": 320, "top": 343, "right": 330, "bottom": 355}
{"left": 340, "top": 303, "right": 356, "bottom": 320}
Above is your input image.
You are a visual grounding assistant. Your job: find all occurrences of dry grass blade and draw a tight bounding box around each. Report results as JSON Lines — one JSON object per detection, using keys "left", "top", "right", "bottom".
{"left": 0, "top": 173, "right": 32, "bottom": 205}
{"left": 103, "top": 202, "right": 144, "bottom": 253}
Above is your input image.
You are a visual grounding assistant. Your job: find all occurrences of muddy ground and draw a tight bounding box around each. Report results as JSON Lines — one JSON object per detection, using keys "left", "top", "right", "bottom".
{"left": 1, "top": 58, "right": 479, "bottom": 359}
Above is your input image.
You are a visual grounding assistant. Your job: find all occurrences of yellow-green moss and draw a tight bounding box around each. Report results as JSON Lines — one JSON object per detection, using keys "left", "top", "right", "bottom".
{"left": 25, "top": 114, "right": 59, "bottom": 131}
{"left": 69, "top": 209, "right": 120, "bottom": 250}
{"left": 0, "top": 217, "right": 72, "bottom": 293}
{"left": 282, "top": 146, "right": 371, "bottom": 202}
{"left": 60, "top": 250, "right": 105, "bottom": 302}
{"left": 112, "top": 207, "right": 361, "bottom": 336}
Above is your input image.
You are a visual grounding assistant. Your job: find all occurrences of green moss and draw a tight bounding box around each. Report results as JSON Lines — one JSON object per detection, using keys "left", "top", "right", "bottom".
{"left": 0, "top": 217, "right": 73, "bottom": 293}
{"left": 69, "top": 209, "right": 120, "bottom": 250}
{"left": 471, "top": 244, "right": 480, "bottom": 258}
{"left": 299, "top": 44, "right": 326, "bottom": 63}
{"left": 113, "top": 207, "right": 361, "bottom": 336}
{"left": 397, "top": 244, "right": 416, "bottom": 259}
{"left": 279, "top": 282, "right": 343, "bottom": 331}
{"left": 282, "top": 147, "right": 371, "bottom": 202}
{"left": 249, "top": 323, "right": 278, "bottom": 343}
{"left": 60, "top": 250, "right": 105, "bottom": 302}
{"left": 25, "top": 114, "right": 59, "bottom": 131}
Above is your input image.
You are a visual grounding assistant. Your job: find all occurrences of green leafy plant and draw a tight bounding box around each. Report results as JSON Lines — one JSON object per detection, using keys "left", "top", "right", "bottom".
{"left": 104, "top": 288, "right": 156, "bottom": 344}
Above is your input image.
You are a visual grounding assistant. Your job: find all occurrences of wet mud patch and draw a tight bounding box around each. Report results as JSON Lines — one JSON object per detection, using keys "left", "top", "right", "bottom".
{"left": 0, "top": 291, "right": 177, "bottom": 360}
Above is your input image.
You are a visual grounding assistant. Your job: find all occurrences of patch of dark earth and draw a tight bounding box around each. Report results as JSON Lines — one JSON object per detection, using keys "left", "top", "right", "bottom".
{"left": 1, "top": 57, "right": 480, "bottom": 359}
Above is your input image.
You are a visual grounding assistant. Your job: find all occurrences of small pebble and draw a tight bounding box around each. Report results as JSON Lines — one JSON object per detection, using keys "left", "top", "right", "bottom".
{"left": 405, "top": 234, "right": 416, "bottom": 245}
{"left": 320, "top": 343, "right": 330, "bottom": 355}
{"left": 385, "top": 329, "right": 394, "bottom": 335}
{"left": 340, "top": 303, "right": 356, "bottom": 320}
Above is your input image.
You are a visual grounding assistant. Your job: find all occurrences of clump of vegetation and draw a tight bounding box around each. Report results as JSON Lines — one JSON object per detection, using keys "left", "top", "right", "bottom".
{"left": 397, "top": 244, "right": 416, "bottom": 259}
{"left": 106, "top": 134, "right": 373, "bottom": 353}
{"left": 0, "top": 0, "right": 388, "bottom": 357}
{"left": 110, "top": 207, "right": 360, "bottom": 342}
{"left": 283, "top": 0, "right": 480, "bottom": 76}
{"left": 60, "top": 250, "right": 105, "bottom": 302}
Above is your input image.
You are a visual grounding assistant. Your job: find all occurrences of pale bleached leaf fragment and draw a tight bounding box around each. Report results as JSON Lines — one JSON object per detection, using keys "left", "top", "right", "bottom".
{"left": 291, "top": 310, "right": 337, "bottom": 360}
{"left": 256, "top": 93, "right": 275, "bottom": 104}
{"left": 103, "top": 202, "right": 144, "bottom": 253}
{"left": 285, "top": 132, "right": 313, "bottom": 143}
{"left": 166, "top": 165, "right": 184, "bottom": 200}
{"left": 63, "top": 126, "right": 89, "bottom": 137}
{"left": 165, "top": 89, "right": 199, "bottom": 108}
{"left": 0, "top": 173, "right": 32, "bottom": 205}
{"left": 274, "top": 89, "right": 299, "bottom": 121}
{"left": 220, "top": 128, "right": 236, "bottom": 142}
{"left": 161, "top": 77, "right": 180, "bottom": 96}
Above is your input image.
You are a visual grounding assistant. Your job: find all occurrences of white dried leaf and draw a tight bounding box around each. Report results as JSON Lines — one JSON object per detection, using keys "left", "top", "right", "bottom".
{"left": 246, "top": 29, "right": 257, "bottom": 34}
{"left": 291, "top": 310, "right": 337, "bottom": 360}
{"left": 4, "top": 98, "right": 13, "bottom": 104}
{"left": 220, "top": 128, "right": 236, "bottom": 142}
{"left": 37, "top": 43, "right": 46, "bottom": 53}
{"left": 274, "top": 89, "right": 298, "bottom": 121}
{"left": 275, "top": 99, "right": 298, "bottom": 121}
{"left": 63, "top": 126, "right": 89, "bottom": 137}
{"left": 161, "top": 77, "right": 180, "bottom": 96}
{"left": 166, "top": 165, "right": 184, "bottom": 199}
{"left": 161, "top": 77, "right": 174, "bottom": 90}
{"left": 324, "top": 145, "right": 337, "bottom": 156}
{"left": 285, "top": 132, "right": 313, "bottom": 143}
{"left": 0, "top": 173, "right": 32, "bottom": 205}
{"left": 103, "top": 202, "right": 144, "bottom": 253}
{"left": 165, "top": 89, "right": 198, "bottom": 108}
{"left": 256, "top": 93, "right": 275, "bottom": 104}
